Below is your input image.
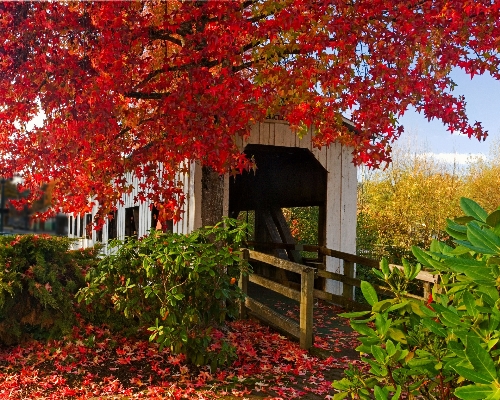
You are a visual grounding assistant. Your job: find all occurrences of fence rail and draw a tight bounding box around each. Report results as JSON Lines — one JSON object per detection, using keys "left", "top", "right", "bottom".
{"left": 239, "top": 243, "right": 439, "bottom": 350}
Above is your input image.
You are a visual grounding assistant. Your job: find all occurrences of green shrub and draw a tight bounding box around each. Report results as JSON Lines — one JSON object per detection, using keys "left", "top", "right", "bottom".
{"left": 0, "top": 234, "right": 99, "bottom": 345}
{"left": 77, "top": 218, "right": 251, "bottom": 367}
{"left": 333, "top": 198, "right": 500, "bottom": 400}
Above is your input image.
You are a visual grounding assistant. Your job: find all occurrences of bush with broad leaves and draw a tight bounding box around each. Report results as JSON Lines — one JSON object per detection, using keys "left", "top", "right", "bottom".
{"left": 333, "top": 198, "right": 500, "bottom": 400}
{"left": 77, "top": 218, "right": 251, "bottom": 368}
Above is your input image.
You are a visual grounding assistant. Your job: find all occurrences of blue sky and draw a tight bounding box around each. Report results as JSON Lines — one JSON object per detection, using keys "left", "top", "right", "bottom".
{"left": 398, "top": 69, "right": 500, "bottom": 163}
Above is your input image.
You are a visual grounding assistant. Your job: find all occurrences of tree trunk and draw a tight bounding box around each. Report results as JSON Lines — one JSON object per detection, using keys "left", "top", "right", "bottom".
{"left": 201, "top": 166, "right": 224, "bottom": 227}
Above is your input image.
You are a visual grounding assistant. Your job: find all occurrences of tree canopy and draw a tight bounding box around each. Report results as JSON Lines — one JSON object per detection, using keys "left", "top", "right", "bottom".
{"left": 0, "top": 1, "right": 498, "bottom": 224}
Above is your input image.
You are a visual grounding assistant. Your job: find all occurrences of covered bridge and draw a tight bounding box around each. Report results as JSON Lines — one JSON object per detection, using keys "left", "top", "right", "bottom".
{"left": 68, "top": 118, "right": 357, "bottom": 295}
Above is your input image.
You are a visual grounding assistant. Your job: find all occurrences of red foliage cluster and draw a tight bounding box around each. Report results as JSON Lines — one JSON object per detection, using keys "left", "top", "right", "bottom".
{"left": 0, "top": 301, "right": 363, "bottom": 399}
{"left": 0, "top": 1, "right": 498, "bottom": 221}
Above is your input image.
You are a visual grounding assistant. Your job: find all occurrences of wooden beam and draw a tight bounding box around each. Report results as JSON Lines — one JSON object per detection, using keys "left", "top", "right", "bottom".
{"left": 319, "top": 247, "right": 380, "bottom": 268}
{"left": 300, "top": 266, "right": 315, "bottom": 349}
{"left": 239, "top": 249, "right": 250, "bottom": 318}
{"left": 342, "top": 260, "right": 355, "bottom": 301}
{"left": 317, "top": 269, "right": 425, "bottom": 300}
{"left": 245, "top": 298, "right": 300, "bottom": 340}
{"left": 247, "top": 249, "right": 315, "bottom": 275}
{"left": 249, "top": 274, "right": 301, "bottom": 302}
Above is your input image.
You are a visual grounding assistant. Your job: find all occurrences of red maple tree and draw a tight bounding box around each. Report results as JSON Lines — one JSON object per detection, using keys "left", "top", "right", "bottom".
{"left": 0, "top": 1, "right": 498, "bottom": 224}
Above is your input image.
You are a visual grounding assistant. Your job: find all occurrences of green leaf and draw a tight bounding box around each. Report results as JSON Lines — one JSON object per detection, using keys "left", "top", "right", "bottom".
{"left": 402, "top": 259, "right": 411, "bottom": 278}
{"left": 391, "top": 385, "right": 402, "bottom": 400}
{"left": 421, "top": 318, "right": 447, "bottom": 337}
{"left": 387, "top": 327, "right": 407, "bottom": 344}
{"left": 453, "top": 366, "right": 493, "bottom": 385}
{"left": 461, "top": 198, "right": 488, "bottom": 222}
{"left": 447, "top": 218, "right": 469, "bottom": 236}
{"left": 374, "top": 386, "right": 388, "bottom": 400}
{"left": 361, "top": 281, "right": 378, "bottom": 306}
{"left": 455, "top": 216, "right": 476, "bottom": 224}
{"left": 339, "top": 310, "right": 371, "bottom": 318}
{"left": 465, "top": 336, "right": 497, "bottom": 383}
{"left": 380, "top": 258, "right": 390, "bottom": 276}
{"left": 453, "top": 239, "right": 493, "bottom": 254}
{"left": 372, "top": 299, "right": 395, "bottom": 313}
{"left": 372, "top": 345, "right": 386, "bottom": 364}
{"left": 462, "top": 291, "right": 479, "bottom": 318}
{"left": 332, "top": 392, "right": 348, "bottom": 400}
{"left": 455, "top": 384, "right": 496, "bottom": 399}
{"left": 351, "top": 322, "right": 378, "bottom": 338}
{"left": 486, "top": 210, "right": 500, "bottom": 228}
{"left": 384, "top": 339, "right": 396, "bottom": 357}
{"left": 467, "top": 221, "right": 500, "bottom": 254}
{"left": 418, "top": 303, "right": 437, "bottom": 318}
{"left": 411, "top": 246, "right": 444, "bottom": 270}
{"left": 332, "top": 378, "right": 352, "bottom": 391}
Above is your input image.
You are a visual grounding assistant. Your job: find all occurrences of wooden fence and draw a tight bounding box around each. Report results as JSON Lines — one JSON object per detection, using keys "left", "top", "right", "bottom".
{"left": 238, "top": 243, "right": 439, "bottom": 350}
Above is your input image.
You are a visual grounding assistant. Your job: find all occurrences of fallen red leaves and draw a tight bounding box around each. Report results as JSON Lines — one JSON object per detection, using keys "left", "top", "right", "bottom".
{"left": 0, "top": 300, "right": 363, "bottom": 399}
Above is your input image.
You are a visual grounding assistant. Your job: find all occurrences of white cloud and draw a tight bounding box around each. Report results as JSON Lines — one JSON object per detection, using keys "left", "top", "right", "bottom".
{"left": 423, "top": 152, "right": 487, "bottom": 165}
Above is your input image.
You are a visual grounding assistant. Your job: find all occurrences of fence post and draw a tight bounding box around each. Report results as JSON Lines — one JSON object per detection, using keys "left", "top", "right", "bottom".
{"left": 300, "top": 266, "right": 314, "bottom": 349}
{"left": 342, "top": 260, "right": 355, "bottom": 300}
{"left": 239, "top": 248, "right": 249, "bottom": 319}
{"left": 423, "top": 282, "right": 431, "bottom": 301}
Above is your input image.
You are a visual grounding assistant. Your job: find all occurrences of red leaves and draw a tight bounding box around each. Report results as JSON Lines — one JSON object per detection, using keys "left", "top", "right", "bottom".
{"left": 0, "top": 1, "right": 498, "bottom": 219}
{"left": 0, "top": 299, "right": 363, "bottom": 399}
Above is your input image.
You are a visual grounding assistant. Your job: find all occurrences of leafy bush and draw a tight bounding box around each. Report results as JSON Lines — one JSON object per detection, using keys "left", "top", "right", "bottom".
{"left": 0, "top": 234, "right": 99, "bottom": 345}
{"left": 78, "top": 218, "right": 251, "bottom": 367}
{"left": 333, "top": 198, "right": 500, "bottom": 400}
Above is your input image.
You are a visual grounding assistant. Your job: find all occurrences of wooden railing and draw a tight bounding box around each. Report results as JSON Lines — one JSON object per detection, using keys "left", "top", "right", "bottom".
{"left": 239, "top": 243, "right": 439, "bottom": 350}
{"left": 239, "top": 248, "right": 315, "bottom": 349}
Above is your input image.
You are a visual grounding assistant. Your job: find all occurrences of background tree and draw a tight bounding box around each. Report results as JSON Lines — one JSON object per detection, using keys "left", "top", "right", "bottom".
{"left": 0, "top": 1, "right": 498, "bottom": 225}
{"left": 357, "top": 134, "right": 500, "bottom": 265}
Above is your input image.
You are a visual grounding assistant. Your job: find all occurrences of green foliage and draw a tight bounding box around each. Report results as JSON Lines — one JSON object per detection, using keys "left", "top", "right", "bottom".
{"left": 78, "top": 218, "right": 251, "bottom": 367}
{"left": 0, "top": 234, "right": 99, "bottom": 344}
{"left": 334, "top": 198, "right": 500, "bottom": 400}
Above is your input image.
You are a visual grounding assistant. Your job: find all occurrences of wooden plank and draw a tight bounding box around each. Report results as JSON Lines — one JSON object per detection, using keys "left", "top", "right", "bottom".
{"left": 259, "top": 122, "right": 271, "bottom": 146}
{"left": 320, "top": 247, "right": 379, "bottom": 268}
{"left": 342, "top": 260, "right": 355, "bottom": 301}
{"left": 297, "top": 126, "right": 312, "bottom": 150}
{"left": 246, "top": 241, "right": 320, "bottom": 254}
{"left": 247, "top": 249, "right": 314, "bottom": 275}
{"left": 249, "top": 274, "right": 301, "bottom": 302}
{"left": 245, "top": 298, "right": 300, "bottom": 340}
{"left": 284, "top": 123, "right": 295, "bottom": 148}
{"left": 300, "top": 267, "right": 314, "bottom": 349}
{"left": 247, "top": 122, "right": 260, "bottom": 145}
{"left": 312, "top": 146, "right": 327, "bottom": 169}
{"left": 317, "top": 268, "right": 426, "bottom": 300}
{"left": 274, "top": 121, "right": 287, "bottom": 147}
{"left": 234, "top": 133, "right": 244, "bottom": 151}
{"left": 423, "top": 282, "right": 431, "bottom": 301}
{"left": 318, "top": 269, "right": 391, "bottom": 296}
{"left": 239, "top": 249, "right": 250, "bottom": 318}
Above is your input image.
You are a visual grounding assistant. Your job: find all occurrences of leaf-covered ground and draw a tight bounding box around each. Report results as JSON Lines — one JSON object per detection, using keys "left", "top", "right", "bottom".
{"left": 0, "top": 300, "right": 364, "bottom": 399}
